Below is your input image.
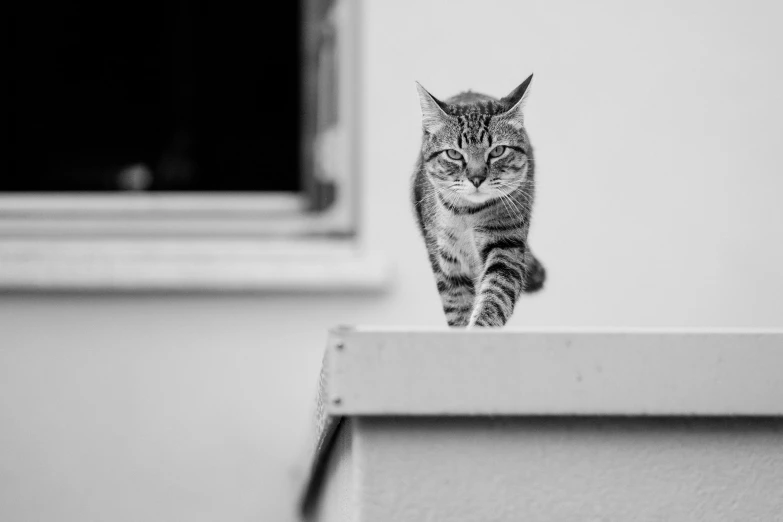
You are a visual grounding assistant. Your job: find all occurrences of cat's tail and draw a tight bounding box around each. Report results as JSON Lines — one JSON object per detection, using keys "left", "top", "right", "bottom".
{"left": 523, "top": 252, "right": 546, "bottom": 293}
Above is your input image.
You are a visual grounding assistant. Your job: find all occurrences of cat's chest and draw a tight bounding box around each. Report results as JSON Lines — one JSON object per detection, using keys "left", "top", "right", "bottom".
{"left": 439, "top": 217, "right": 485, "bottom": 273}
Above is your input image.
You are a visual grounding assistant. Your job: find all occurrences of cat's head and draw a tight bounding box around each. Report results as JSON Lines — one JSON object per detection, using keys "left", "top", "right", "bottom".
{"left": 416, "top": 75, "right": 533, "bottom": 205}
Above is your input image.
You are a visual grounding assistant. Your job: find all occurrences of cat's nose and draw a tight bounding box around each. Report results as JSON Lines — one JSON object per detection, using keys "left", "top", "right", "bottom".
{"left": 469, "top": 175, "right": 486, "bottom": 188}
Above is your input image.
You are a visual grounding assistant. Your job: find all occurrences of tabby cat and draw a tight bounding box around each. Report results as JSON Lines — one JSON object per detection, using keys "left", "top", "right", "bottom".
{"left": 411, "top": 74, "right": 546, "bottom": 327}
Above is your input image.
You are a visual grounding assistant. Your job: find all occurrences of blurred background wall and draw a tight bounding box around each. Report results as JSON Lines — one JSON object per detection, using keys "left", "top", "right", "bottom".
{"left": 1, "top": 1, "right": 782, "bottom": 521}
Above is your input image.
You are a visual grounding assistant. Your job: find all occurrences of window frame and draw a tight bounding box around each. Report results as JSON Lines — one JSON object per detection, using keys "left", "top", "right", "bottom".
{"left": 0, "top": 0, "right": 387, "bottom": 292}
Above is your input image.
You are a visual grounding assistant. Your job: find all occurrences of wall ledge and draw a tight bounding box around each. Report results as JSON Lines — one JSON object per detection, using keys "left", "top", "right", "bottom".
{"left": 300, "top": 327, "right": 783, "bottom": 516}
{"left": 301, "top": 328, "right": 783, "bottom": 516}
{"left": 322, "top": 328, "right": 783, "bottom": 418}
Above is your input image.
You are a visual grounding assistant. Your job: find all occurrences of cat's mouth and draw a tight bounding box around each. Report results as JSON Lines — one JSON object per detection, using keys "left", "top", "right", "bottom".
{"left": 458, "top": 188, "right": 495, "bottom": 204}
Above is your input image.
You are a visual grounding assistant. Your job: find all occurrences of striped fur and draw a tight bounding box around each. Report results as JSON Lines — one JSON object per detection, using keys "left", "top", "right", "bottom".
{"left": 412, "top": 75, "right": 546, "bottom": 327}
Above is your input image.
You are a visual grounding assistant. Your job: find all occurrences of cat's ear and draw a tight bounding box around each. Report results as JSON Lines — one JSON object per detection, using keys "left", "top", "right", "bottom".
{"left": 415, "top": 82, "right": 451, "bottom": 134}
{"left": 499, "top": 74, "right": 533, "bottom": 125}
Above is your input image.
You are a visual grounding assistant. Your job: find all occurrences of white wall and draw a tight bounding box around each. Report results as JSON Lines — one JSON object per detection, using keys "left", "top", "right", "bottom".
{"left": 347, "top": 417, "right": 783, "bottom": 521}
{"left": 1, "top": 1, "right": 782, "bottom": 521}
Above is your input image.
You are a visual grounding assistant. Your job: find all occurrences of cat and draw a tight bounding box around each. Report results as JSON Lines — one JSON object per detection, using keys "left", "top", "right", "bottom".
{"left": 411, "top": 74, "right": 546, "bottom": 327}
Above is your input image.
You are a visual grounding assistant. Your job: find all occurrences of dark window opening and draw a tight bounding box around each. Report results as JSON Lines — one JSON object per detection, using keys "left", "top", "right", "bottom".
{"left": 5, "top": 0, "right": 301, "bottom": 192}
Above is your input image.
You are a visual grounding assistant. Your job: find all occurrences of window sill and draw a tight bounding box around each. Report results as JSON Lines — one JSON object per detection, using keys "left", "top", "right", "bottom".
{"left": 0, "top": 238, "right": 391, "bottom": 293}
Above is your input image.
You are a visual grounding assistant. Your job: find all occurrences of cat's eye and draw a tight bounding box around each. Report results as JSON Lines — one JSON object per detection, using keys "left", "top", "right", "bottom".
{"left": 489, "top": 145, "right": 506, "bottom": 159}
{"left": 445, "top": 149, "right": 463, "bottom": 161}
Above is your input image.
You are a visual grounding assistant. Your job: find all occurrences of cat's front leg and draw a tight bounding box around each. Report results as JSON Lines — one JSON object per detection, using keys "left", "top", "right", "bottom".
{"left": 435, "top": 271, "right": 476, "bottom": 327}
{"left": 468, "top": 246, "right": 527, "bottom": 327}
{"left": 429, "top": 245, "right": 476, "bottom": 329}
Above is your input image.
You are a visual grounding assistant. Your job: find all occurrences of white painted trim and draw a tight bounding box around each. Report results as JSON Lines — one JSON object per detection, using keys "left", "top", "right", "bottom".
{"left": 331, "top": 0, "right": 361, "bottom": 229}
{"left": 0, "top": 239, "right": 391, "bottom": 292}
{"left": 0, "top": 191, "right": 351, "bottom": 237}
{"left": 305, "top": 0, "right": 361, "bottom": 230}
{"left": 325, "top": 330, "right": 783, "bottom": 416}
{"left": 0, "top": 215, "right": 347, "bottom": 237}
{"left": 0, "top": 192, "right": 304, "bottom": 214}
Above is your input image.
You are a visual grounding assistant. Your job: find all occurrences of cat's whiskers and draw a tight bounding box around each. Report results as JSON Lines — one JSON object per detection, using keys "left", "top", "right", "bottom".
{"left": 495, "top": 179, "right": 534, "bottom": 207}
{"left": 496, "top": 192, "right": 531, "bottom": 220}
{"left": 491, "top": 186, "right": 516, "bottom": 219}
{"left": 491, "top": 179, "right": 532, "bottom": 209}
{"left": 497, "top": 190, "right": 526, "bottom": 221}
{"left": 436, "top": 184, "right": 463, "bottom": 213}
{"left": 500, "top": 193, "right": 524, "bottom": 223}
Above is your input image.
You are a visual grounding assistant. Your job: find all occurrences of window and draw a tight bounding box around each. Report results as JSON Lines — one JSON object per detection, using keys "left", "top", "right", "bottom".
{"left": 1, "top": 0, "right": 387, "bottom": 291}
{"left": 7, "top": 0, "right": 302, "bottom": 194}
